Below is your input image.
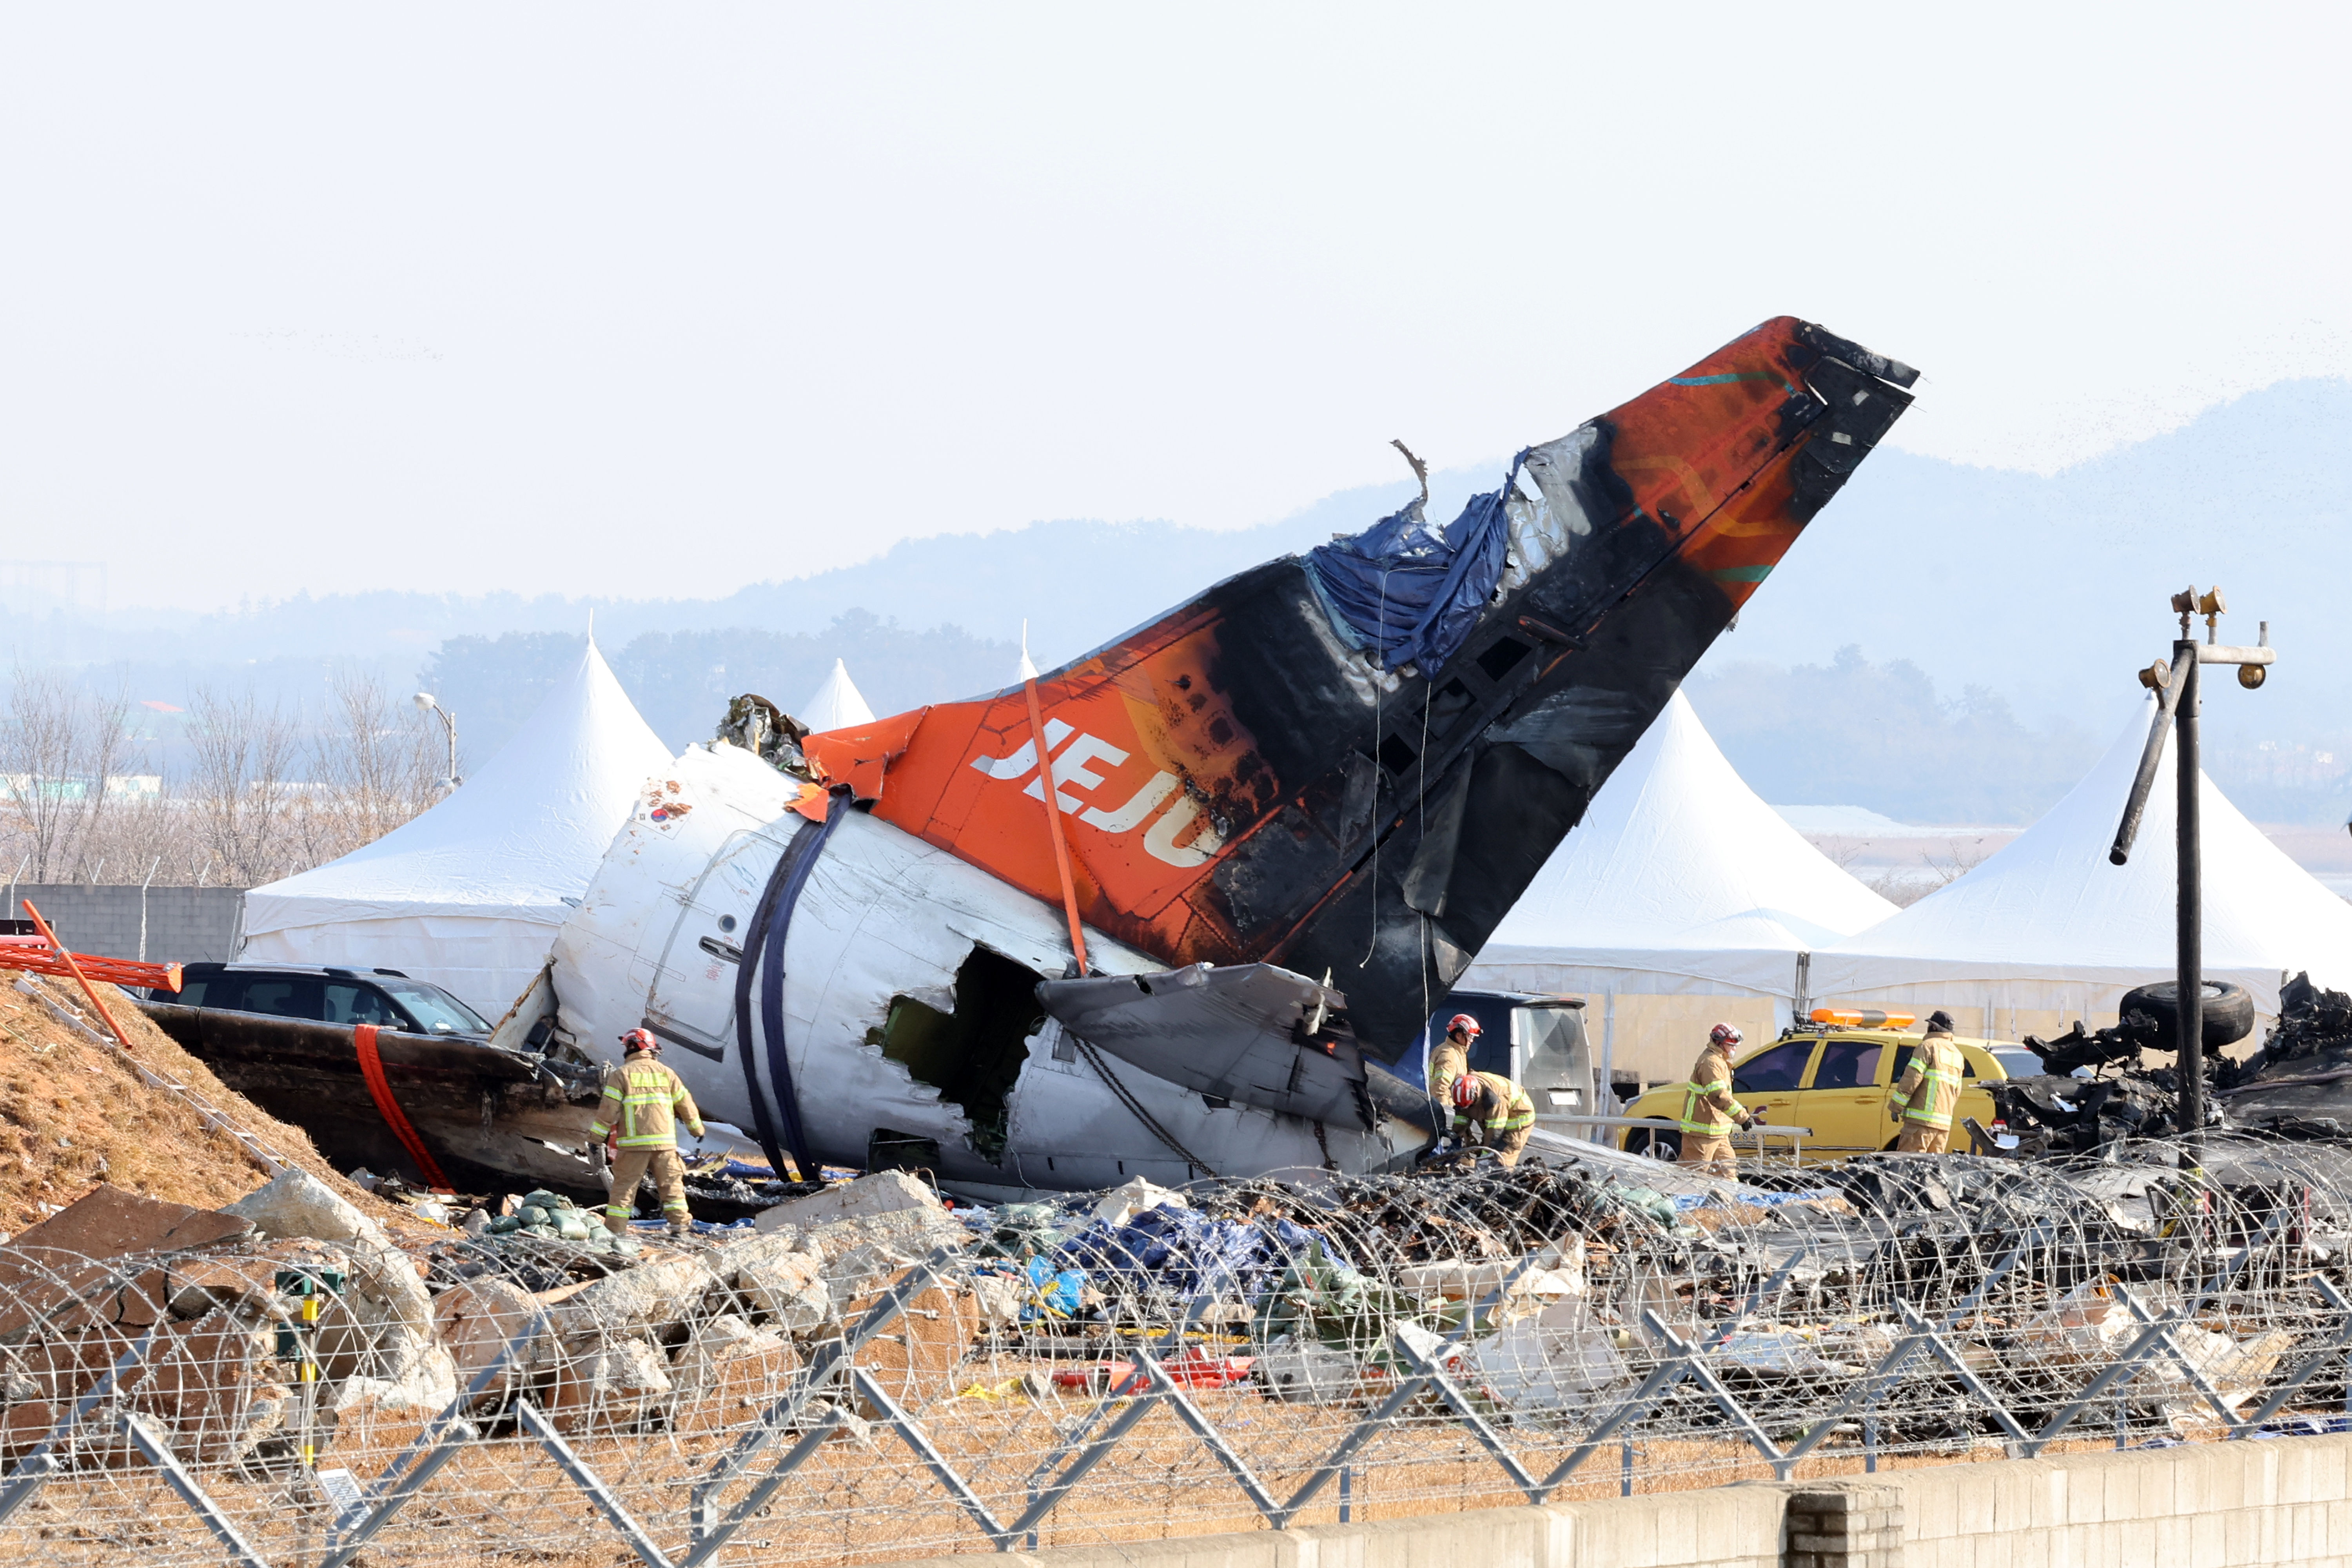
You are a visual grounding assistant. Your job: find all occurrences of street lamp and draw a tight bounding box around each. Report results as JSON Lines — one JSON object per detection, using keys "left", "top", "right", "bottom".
{"left": 412, "top": 692, "right": 461, "bottom": 791}
{"left": 2109, "top": 587, "right": 2274, "bottom": 1153}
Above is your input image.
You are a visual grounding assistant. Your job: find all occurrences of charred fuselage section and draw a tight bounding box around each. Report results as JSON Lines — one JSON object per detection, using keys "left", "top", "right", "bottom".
{"left": 138, "top": 1002, "right": 606, "bottom": 1194}
{"left": 1991, "top": 975, "right": 2352, "bottom": 1156}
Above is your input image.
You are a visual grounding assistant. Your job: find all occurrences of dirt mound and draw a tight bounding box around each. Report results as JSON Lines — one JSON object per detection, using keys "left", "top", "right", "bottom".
{"left": 0, "top": 972, "right": 416, "bottom": 1240}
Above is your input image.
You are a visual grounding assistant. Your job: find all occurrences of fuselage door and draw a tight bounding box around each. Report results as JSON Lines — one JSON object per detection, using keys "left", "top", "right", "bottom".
{"left": 643, "top": 826, "right": 791, "bottom": 1057}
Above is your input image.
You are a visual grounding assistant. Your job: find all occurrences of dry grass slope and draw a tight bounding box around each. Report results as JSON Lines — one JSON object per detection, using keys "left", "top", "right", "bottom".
{"left": 0, "top": 973, "right": 416, "bottom": 1238}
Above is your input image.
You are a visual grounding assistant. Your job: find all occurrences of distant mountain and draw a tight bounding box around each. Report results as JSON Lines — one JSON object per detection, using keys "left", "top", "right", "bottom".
{"left": 1683, "top": 646, "right": 2105, "bottom": 826}
{"left": 7, "top": 381, "right": 2347, "bottom": 821}
{"left": 0, "top": 457, "right": 1486, "bottom": 675}
{"left": 424, "top": 614, "right": 1022, "bottom": 759}
{"left": 1715, "top": 378, "right": 2352, "bottom": 738}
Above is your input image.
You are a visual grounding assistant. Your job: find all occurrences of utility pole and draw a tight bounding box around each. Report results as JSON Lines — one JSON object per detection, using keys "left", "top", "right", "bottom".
{"left": 2110, "top": 588, "right": 2273, "bottom": 1160}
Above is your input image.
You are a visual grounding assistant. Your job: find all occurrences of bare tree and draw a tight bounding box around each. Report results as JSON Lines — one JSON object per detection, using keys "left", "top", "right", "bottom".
{"left": 68, "top": 681, "right": 136, "bottom": 880}
{"left": 1815, "top": 835, "right": 1867, "bottom": 874}
{"left": 1920, "top": 836, "right": 1992, "bottom": 889}
{"left": 1866, "top": 869, "right": 1933, "bottom": 908}
{"left": 185, "top": 686, "right": 301, "bottom": 885}
{"left": 294, "top": 671, "right": 441, "bottom": 864}
{"left": 7, "top": 670, "right": 454, "bottom": 895}
{"left": 0, "top": 666, "right": 141, "bottom": 881}
{"left": 87, "top": 781, "right": 188, "bottom": 886}
{"left": 2, "top": 666, "right": 82, "bottom": 880}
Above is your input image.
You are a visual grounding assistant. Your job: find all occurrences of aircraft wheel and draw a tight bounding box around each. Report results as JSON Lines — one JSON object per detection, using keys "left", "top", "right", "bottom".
{"left": 2118, "top": 979, "right": 2256, "bottom": 1050}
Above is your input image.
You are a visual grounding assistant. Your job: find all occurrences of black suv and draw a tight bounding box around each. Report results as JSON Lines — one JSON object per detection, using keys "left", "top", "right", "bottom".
{"left": 164, "top": 963, "right": 494, "bottom": 1037}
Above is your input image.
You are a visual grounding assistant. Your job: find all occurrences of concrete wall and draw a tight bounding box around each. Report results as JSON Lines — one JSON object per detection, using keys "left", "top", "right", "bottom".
{"left": 4, "top": 884, "right": 245, "bottom": 964}
{"left": 895, "top": 1431, "right": 2352, "bottom": 1568}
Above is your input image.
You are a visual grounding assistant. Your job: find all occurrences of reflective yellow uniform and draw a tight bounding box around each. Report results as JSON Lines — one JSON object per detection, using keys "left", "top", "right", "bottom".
{"left": 590, "top": 1053, "right": 706, "bottom": 1233}
{"left": 1451, "top": 1070, "right": 1535, "bottom": 1166}
{"left": 1677, "top": 1042, "right": 1749, "bottom": 1177}
{"left": 1890, "top": 1029, "right": 1963, "bottom": 1154}
{"left": 1428, "top": 1036, "right": 1470, "bottom": 1118}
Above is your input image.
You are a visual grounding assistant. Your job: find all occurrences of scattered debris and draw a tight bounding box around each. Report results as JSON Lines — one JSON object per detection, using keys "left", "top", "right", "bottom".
{"left": 716, "top": 692, "right": 815, "bottom": 780}
{"left": 1997, "top": 972, "right": 2352, "bottom": 1153}
{"left": 136, "top": 995, "right": 607, "bottom": 1194}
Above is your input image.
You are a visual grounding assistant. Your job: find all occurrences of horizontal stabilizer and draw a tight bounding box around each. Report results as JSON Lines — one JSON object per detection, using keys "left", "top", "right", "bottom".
{"left": 1036, "top": 963, "right": 1371, "bottom": 1130}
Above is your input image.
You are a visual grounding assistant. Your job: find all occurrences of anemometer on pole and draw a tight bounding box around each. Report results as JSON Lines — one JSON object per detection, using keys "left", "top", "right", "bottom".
{"left": 2109, "top": 588, "right": 2276, "bottom": 1150}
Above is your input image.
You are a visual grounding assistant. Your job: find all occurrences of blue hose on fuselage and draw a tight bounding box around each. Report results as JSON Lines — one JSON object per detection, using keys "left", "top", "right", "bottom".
{"left": 731, "top": 789, "right": 845, "bottom": 1179}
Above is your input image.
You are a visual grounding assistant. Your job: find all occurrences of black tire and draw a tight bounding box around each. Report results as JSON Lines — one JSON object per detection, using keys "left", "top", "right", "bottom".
{"left": 1625, "top": 1128, "right": 1682, "bottom": 1162}
{"left": 2118, "top": 979, "right": 2256, "bottom": 1051}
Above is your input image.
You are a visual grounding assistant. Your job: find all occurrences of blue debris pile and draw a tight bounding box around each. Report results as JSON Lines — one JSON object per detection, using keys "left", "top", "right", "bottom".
{"left": 1053, "top": 1201, "right": 1327, "bottom": 1309}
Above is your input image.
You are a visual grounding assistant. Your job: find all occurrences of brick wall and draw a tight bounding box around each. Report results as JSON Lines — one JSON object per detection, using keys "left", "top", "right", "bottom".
{"left": 4, "top": 885, "right": 246, "bottom": 964}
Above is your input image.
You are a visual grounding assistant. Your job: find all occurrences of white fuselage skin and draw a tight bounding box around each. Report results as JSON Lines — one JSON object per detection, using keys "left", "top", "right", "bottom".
{"left": 550, "top": 742, "right": 1419, "bottom": 1198}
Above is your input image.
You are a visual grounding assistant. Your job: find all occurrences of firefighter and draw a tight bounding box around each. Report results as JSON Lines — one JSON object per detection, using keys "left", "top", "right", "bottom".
{"left": 1428, "top": 1013, "right": 1480, "bottom": 1120}
{"left": 1889, "top": 1010, "right": 1964, "bottom": 1154}
{"left": 590, "top": 1029, "right": 706, "bottom": 1237}
{"left": 1677, "top": 1022, "right": 1755, "bottom": 1177}
{"left": 1450, "top": 1069, "right": 1535, "bottom": 1166}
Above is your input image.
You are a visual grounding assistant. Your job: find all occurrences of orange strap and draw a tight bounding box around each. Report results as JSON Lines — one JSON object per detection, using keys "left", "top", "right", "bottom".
{"left": 1022, "top": 673, "right": 1090, "bottom": 976}
{"left": 21, "top": 900, "right": 136, "bottom": 1051}
{"left": 354, "top": 1023, "right": 452, "bottom": 1191}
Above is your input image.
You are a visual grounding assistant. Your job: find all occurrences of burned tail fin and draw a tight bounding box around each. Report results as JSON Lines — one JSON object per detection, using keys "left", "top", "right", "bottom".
{"left": 807, "top": 317, "right": 1915, "bottom": 1056}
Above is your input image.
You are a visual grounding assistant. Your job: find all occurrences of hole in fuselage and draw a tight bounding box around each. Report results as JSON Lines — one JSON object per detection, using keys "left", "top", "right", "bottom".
{"left": 867, "top": 946, "right": 1044, "bottom": 1163}
{"left": 868, "top": 1128, "right": 942, "bottom": 1178}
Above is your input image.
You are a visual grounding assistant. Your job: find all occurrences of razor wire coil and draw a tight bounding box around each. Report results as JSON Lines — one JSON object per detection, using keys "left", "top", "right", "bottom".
{"left": 4, "top": 1135, "right": 2352, "bottom": 1565}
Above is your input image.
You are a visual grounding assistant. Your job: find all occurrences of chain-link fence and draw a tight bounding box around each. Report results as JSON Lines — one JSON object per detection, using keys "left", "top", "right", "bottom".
{"left": 6, "top": 1136, "right": 2352, "bottom": 1566}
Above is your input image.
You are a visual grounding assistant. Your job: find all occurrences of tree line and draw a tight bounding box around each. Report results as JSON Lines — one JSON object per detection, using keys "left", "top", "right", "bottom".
{"left": 1, "top": 668, "right": 449, "bottom": 888}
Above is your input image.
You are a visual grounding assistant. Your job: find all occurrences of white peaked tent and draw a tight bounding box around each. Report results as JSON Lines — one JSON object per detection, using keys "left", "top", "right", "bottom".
{"left": 801, "top": 658, "right": 876, "bottom": 731}
{"left": 241, "top": 639, "right": 674, "bottom": 1017}
{"left": 1461, "top": 691, "right": 1898, "bottom": 1080}
{"left": 1808, "top": 697, "right": 2352, "bottom": 1041}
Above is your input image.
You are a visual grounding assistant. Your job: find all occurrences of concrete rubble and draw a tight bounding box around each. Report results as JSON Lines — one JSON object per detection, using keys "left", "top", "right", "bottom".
{"left": 0, "top": 1168, "right": 980, "bottom": 1460}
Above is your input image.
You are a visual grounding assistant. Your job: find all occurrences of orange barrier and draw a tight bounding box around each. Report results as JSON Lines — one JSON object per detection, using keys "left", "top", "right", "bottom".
{"left": 0, "top": 937, "right": 182, "bottom": 996}
{"left": 7, "top": 901, "right": 162, "bottom": 1051}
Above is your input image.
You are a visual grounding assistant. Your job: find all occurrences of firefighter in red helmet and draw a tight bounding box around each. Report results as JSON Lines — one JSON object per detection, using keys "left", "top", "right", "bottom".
{"left": 589, "top": 1028, "right": 706, "bottom": 1237}
{"left": 1451, "top": 1069, "right": 1536, "bottom": 1167}
{"left": 1677, "top": 1022, "right": 1755, "bottom": 1177}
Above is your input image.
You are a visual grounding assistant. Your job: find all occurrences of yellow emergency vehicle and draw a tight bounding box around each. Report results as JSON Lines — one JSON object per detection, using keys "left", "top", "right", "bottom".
{"left": 1616, "top": 1010, "right": 2043, "bottom": 1163}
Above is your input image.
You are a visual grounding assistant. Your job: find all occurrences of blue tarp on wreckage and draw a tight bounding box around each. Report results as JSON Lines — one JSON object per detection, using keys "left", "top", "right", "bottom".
{"left": 1303, "top": 464, "right": 1518, "bottom": 674}
{"left": 1054, "top": 1202, "right": 1327, "bottom": 1303}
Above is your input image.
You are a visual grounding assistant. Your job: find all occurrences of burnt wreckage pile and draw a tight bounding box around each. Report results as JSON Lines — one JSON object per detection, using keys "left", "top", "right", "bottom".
{"left": 11, "top": 1145, "right": 2352, "bottom": 1564}
{"left": 1994, "top": 973, "right": 2352, "bottom": 1155}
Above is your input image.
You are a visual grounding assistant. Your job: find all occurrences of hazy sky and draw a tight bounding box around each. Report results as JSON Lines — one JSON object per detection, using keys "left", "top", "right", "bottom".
{"left": 4, "top": 5, "right": 2347, "bottom": 612}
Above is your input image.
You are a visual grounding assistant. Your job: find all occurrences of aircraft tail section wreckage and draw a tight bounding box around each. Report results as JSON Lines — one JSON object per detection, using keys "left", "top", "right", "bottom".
{"left": 548, "top": 316, "right": 1918, "bottom": 1195}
